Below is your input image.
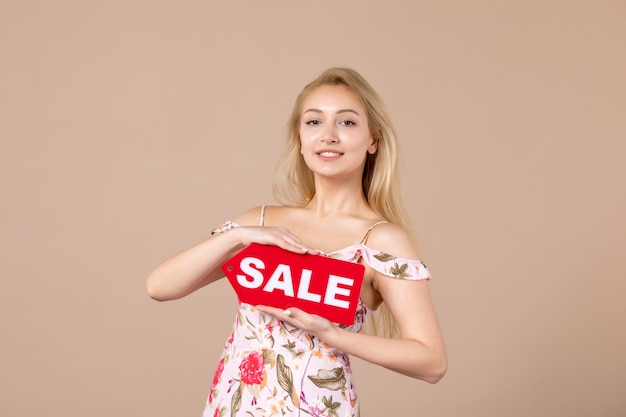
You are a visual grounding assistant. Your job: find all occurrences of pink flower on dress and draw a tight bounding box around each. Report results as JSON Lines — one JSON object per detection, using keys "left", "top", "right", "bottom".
{"left": 308, "top": 402, "right": 329, "bottom": 417}
{"left": 209, "top": 358, "right": 225, "bottom": 403}
{"left": 213, "top": 409, "right": 219, "bottom": 417}
{"left": 239, "top": 351, "right": 265, "bottom": 385}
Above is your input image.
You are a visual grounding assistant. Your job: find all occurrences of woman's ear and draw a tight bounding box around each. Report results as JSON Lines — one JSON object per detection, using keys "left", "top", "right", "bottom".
{"left": 368, "top": 138, "right": 379, "bottom": 155}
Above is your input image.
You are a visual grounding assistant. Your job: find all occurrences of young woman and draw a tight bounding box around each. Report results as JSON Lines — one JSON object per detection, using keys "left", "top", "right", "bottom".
{"left": 147, "top": 67, "right": 447, "bottom": 417}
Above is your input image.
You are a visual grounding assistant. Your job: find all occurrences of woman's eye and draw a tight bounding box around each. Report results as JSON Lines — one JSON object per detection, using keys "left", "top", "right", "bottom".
{"left": 340, "top": 120, "right": 356, "bottom": 126}
{"left": 305, "top": 120, "right": 321, "bottom": 125}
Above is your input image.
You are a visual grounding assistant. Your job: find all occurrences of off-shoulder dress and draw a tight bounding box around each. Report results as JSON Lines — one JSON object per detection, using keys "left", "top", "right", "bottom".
{"left": 202, "top": 208, "right": 430, "bottom": 417}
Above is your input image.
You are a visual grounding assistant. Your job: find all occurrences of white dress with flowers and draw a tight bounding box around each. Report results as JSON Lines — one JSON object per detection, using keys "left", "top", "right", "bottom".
{"left": 202, "top": 216, "right": 431, "bottom": 417}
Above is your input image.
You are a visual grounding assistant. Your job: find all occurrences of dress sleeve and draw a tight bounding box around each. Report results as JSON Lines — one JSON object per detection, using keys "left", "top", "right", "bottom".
{"left": 359, "top": 246, "right": 431, "bottom": 281}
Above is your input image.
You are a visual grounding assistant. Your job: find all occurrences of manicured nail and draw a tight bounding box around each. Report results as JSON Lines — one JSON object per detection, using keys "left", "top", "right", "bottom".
{"left": 283, "top": 310, "right": 291, "bottom": 316}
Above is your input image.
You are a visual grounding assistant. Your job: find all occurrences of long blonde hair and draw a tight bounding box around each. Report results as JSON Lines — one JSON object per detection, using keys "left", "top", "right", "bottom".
{"left": 273, "top": 67, "right": 415, "bottom": 337}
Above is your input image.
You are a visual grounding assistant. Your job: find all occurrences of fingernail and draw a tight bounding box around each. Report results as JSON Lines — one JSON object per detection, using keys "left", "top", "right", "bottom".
{"left": 283, "top": 309, "right": 291, "bottom": 316}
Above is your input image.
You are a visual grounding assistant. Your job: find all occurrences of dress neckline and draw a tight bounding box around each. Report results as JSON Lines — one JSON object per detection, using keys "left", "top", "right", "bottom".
{"left": 320, "top": 243, "right": 378, "bottom": 257}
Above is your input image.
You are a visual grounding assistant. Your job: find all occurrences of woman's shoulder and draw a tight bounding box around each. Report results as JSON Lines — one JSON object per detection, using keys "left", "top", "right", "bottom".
{"left": 231, "top": 206, "right": 263, "bottom": 226}
{"left": 363, "top": 221, "right": 420, "bottom": 260}
{"left": 232, "top": 205, "right": 295, "bottom": 226}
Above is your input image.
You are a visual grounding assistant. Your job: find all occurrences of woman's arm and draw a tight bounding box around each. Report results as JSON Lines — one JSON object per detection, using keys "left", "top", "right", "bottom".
{"left": 333, "top": 279, "right": 446, "bottom": 383}
{"left": 146, "top": 226, "right": 246, "bottom": 301}
{"left": 257, "top": 224, "right": 447, "bottom": 383}
{"left": 259, "top": 280, "right": 446, "bottom": 383}
{"left": 146, "top": 207, "right": 319, "bottom": 301}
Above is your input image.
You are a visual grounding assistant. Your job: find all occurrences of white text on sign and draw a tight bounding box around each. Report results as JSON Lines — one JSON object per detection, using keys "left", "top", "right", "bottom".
{"left": 238, "top": 256, "right": 354, "bottom": 309}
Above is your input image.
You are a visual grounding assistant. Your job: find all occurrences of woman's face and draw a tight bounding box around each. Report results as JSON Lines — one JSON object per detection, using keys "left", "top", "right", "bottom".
{"left": 299, "top": 84, "right": 377, "bottom": 180}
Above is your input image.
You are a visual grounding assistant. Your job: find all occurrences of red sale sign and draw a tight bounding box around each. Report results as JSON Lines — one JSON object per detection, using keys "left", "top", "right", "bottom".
{"left": 222, "top": 243, "right": 365, "bottom": 325}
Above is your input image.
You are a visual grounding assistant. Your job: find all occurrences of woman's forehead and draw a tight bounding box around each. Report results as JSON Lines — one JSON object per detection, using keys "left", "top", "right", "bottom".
{"left": 301, "top": 84, "right": 365, "bottom": 114}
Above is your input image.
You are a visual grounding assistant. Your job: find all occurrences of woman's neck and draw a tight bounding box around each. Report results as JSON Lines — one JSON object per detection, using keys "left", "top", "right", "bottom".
{"left": 306, "top": 176, "right": 373, "bottom": 218}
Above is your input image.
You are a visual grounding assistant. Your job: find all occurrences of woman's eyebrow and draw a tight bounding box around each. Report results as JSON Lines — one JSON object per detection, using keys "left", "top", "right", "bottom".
{"left": 303, "top": 108, "right": 361, "bottom": 116}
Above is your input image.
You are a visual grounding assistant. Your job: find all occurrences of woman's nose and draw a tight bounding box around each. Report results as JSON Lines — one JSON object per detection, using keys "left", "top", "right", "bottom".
{"left": 320, "top": 124, "right": 338, "bottom": 143}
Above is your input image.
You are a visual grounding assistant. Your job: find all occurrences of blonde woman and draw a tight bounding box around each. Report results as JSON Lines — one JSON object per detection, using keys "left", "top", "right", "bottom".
{"left": 147, "top": 67, "right": 447, "bottom": 417}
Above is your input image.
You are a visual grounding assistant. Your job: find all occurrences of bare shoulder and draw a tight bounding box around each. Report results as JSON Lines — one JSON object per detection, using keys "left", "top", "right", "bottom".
{"left": 366, "top": 221, "right": 421, "bottom": 260}
{"left": 258, "top": 204, "right": 301, "bottom": 226}
{"left": 232, "top": 206, "right": 265, "bottom": 227}
{"left": 232, "top": 205, "right": 295, "bottom": 227}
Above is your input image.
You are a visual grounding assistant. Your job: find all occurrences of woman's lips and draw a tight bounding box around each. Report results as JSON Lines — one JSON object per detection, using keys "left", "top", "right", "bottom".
{"left": 317, "top": 151, "right": 343, "bottom": 157}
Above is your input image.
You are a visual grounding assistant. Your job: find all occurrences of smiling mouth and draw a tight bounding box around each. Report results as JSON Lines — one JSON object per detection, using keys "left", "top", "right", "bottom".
{"left": 317, "top": 151, "right": 344, "bottom": 157}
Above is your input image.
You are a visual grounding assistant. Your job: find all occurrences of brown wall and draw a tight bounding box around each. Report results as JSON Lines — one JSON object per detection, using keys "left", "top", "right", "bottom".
{"left": 2, "top": 1, "right": 625, "bottom": 416}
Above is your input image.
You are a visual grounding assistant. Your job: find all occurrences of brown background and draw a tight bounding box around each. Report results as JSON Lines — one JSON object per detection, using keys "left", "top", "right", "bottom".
{"left": 1, "top": 1, "right": 625, "bottom": 416}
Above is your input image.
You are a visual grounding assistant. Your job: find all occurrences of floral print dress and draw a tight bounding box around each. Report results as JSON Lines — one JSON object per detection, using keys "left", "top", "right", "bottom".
{"left": 203, "top": 217, "right": 431, "bottom": 417}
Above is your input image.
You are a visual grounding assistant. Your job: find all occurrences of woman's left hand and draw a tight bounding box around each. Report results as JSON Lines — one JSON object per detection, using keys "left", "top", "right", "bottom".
{"left": 255, "top": 305, "right": 336, "bottom": 340}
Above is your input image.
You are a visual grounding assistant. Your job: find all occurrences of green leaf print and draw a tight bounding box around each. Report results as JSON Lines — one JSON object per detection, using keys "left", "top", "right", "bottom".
{"left": 323, "top": 395, "right": 342, "bottom": 417}
{"left": 230, "top": 382, "right": 242, "bottom": 417}
{"left": 246, "top": 382, "right": 261, "bottom": 397}
{"left": 282, "top": 340, "right": 296, "bottom": 351}
{"left": 373, "top": 252, "right": 396, "bottom": 262}
{"left": 307, "top": 367, "right": 346, "bottom": 391}
{"left": 278, "top": 325, "right": 288, "bottom": 339}
{"left": 390, "top": 262, "right": 410, "bottom": 278}
{"left": 281, "top": 340, "right": 305, "bottom": 360}
{"left": 245, "top": 315, "right": 256, "bottom": 327}
{"left": 262, "top": 349, "right": 276, "bottom": 367}
{"left": 276, "top": 354, "right": 299, "bottom": 407}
